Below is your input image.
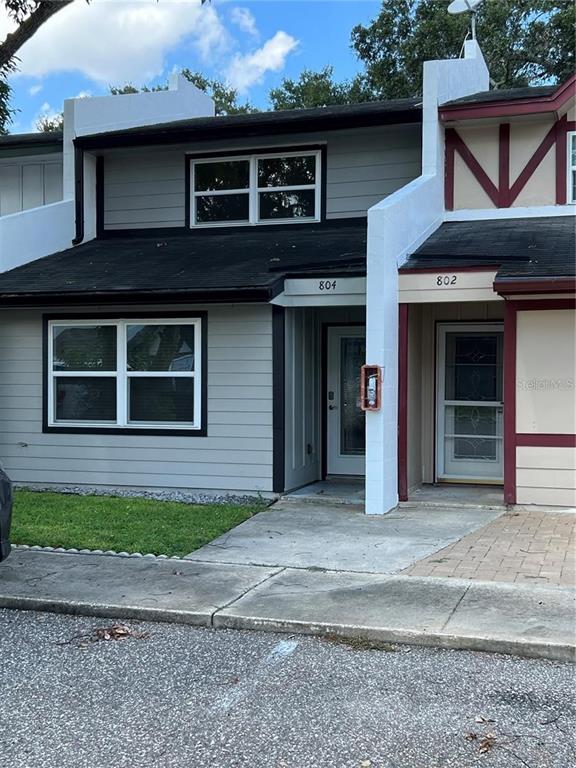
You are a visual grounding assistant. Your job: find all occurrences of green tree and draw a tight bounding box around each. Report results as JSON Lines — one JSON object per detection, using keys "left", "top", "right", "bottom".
{"left": 181, "top": 70, "right": 256, "bottom": 115}
{"left": 351, "top": 0, "right": 576, "bottom": 99}
{"left": 269, "top": 66, "right": 366, "bottom": 110}
{"left": 35, "top": 113, "right": 64, "bottom": 132}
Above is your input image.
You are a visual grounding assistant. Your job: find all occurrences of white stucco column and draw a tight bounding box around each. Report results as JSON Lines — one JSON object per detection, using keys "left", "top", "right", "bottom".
{"left": 364, "top": 40, "right": 489, "bottom": 515}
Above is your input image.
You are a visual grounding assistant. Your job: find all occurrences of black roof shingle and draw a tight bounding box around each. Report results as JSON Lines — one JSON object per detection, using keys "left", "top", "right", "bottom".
{"left": 444, "top": 85, "right": 557, "bottom": 107}
{"left": 401, "top": 217, "right": 575, "bottom": 280}
{"left": 0, "top": 219, "right": 367, "bottom": 305}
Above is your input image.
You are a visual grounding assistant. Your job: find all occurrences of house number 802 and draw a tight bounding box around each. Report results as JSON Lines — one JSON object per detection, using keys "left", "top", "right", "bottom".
{"left": 318, "top": 280, "right": 337, "bottom": 291}
{"left": 436, "top": 275, "right": 457, "bottom": 286}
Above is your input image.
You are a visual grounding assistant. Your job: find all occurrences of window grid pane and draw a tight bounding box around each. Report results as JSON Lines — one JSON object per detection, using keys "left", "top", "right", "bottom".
{"left": 191, "top": 152, "right": 320, "bottom": 226}
{"left": 194, "top": 160, "right": 249, "bottom": 192}
{"left": 49, "top": 320, "right": 201, "bottom": 429}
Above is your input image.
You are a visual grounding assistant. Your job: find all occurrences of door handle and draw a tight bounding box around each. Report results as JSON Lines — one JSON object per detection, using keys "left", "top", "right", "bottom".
{"left": 329, "top": 405, "right": 338, "bottom": 410}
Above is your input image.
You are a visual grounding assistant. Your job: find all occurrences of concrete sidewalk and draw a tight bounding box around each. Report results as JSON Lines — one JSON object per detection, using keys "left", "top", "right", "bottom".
{"left": 0, "top": 549, "right": 574, "bottom": 662}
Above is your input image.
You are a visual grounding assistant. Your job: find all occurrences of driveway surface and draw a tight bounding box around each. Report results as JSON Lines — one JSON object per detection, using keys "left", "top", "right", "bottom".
{"left": 185, "top": 500, "right": 504, "bottom": 573}
{"left": 0, "top": 609, "right": 573, "bottom": 768}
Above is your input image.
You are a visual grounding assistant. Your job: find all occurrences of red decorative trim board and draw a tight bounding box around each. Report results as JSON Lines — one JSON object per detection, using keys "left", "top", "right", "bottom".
{"left": 440, "top": 74, "right": 576, "bottom": 121}
{"left": 494, "top": 278, "right": 576, "bottom": 296}
{"left": 498, "top": 123, "right": 511, "bottom": 207}
{"left": 503, "top": 302, "right": 517, "bottom": 505}
{"left": 398, "top": 304, "right": 409, "bottom": 502}
{"left": 445, "top": 112, "right": 575, "bottom": 210}
{"left": 516, "top": 434, "right": 576, "bottom": 448}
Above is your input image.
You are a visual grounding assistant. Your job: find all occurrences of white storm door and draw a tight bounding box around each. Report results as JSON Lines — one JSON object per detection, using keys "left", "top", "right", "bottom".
{"left": 436, "top": 324, "right": 504, "bottom": 482}
{"left": 326, "top": 326, "right": 365, "bottom": 476}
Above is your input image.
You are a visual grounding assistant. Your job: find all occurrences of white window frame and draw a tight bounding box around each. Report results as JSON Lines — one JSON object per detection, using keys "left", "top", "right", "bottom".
{"left": 190, "top": 149, "right": 322, "bottom": 228}
{"left": 568, "top": 131, "right": 576, "bottom": 204}
{"left": 47, "top": 318, "right": 203, "bottom": 431}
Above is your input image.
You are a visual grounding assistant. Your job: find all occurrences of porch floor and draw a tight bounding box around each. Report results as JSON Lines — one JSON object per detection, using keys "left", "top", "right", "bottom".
{"left": 405, "top": 484, "right": 505, "bottom": 509}
{"left": 283, "top": 478, "right": 365, "bottom": 505}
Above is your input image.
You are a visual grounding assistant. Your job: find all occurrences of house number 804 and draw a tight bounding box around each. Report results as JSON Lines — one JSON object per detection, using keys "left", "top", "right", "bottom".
{"left": 318, "top": 280, "right": 337, "bottom": 291}
{"left": 436, "top": 275, "right": 457, "bottom": 286}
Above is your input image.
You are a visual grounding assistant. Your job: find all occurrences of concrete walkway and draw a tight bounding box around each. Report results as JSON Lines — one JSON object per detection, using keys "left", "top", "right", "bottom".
{"left": 0, "top": 548, "right": 574, "bottom": 662}
{"left": 184, "top": 499, "right": 504, "bottom": 573}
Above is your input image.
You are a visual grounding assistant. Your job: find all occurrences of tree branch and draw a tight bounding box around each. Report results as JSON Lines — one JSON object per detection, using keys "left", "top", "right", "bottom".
{"left": 0, "top": 1, "right": 75, "bottom": 72}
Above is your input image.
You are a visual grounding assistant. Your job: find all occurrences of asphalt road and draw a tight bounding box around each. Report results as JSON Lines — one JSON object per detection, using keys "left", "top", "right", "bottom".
{"left": 0, "top": 609, "right": 574, "bottom": 768}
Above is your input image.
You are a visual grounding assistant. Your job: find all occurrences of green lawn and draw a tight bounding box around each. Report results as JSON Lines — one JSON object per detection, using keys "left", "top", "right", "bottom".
{"left": 11, "top": 490, "right": 264, "bottom": 557}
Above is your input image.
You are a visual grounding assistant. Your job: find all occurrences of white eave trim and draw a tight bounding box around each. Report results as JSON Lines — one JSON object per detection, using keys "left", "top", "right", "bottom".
{"left": 445, "top": 205, "right": 576, "bottom": 222}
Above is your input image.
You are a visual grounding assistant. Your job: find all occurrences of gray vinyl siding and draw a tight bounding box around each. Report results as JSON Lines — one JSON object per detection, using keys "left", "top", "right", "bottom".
{"left": 0, "top": 304, "right": 274, "bottom": 493}
{"left": 103, "top": 125, "right": 421, "bottom": 229}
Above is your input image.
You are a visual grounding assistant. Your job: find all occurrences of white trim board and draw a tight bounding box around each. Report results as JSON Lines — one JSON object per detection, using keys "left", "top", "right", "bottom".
{"left": 444, "top": 205, "right": 575, "bottom": 222}
{"left": 399, "top": 270, "right": 501, "bottom": 303}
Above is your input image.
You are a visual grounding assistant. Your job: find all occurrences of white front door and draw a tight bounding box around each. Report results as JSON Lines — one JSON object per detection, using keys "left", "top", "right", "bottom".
{"left": 436, "top": 324, "right": 504, "bottom": 482}
{"left": 326, "top": 326, "right": 365, "bottom": 476}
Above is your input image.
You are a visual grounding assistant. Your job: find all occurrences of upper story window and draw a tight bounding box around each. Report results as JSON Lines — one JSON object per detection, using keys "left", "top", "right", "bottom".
{"left": 568, "top": 131, "right": 576, "bottom": 204}
{"left": 190, "top": 149, "right": 322, "bottom": 227}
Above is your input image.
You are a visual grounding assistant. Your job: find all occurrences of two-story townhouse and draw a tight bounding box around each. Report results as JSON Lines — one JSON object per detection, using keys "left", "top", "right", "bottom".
{"left": 389, "top": 75, "right": 575, "bottom": 509}
{"left": 0, "top": 95, "right": 422, "bottom": 496}
{"left": 0, "top": 41, "right": 573, "bottom": 514}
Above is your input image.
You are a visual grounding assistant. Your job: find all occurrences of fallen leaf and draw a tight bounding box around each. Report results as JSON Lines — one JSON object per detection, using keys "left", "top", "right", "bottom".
{"left": 465, "top": 732, "right": 478, "bottom": 741}
{"left": 478, "top": 733, "right": 497, "bottom": 754}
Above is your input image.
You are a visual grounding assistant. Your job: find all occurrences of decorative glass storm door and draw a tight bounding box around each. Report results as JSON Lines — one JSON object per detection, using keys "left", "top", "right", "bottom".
{"left": 436, "top": 324, "right": 504, "bottom": 482}
{"left": 326, "top": 327, "right": 366, "bottom": 476}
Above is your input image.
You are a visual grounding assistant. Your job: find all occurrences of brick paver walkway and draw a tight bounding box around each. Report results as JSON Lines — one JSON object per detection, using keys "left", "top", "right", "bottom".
{"left": 402, "top": 509, "right": 576, "bottom": 588}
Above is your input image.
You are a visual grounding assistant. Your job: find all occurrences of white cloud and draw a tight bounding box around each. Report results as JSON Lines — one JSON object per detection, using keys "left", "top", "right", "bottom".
{"left": 2, "top": 0, "right": 229, "bottom": 85}
{"left": 230, "top": 7, "right": 258, "bottom": 38}
{"left": 226, "top": 31, "right": 298, "bottom": 92}
{"left": 28, "top": 84, "right": 43, "bottom": 97}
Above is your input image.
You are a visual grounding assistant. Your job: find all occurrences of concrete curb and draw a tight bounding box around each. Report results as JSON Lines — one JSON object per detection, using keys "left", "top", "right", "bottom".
{"left": 0, "top": 590, "right": 573, "bottom": 663}
{"left": 212, "top": 614, "right": 576, "bottom": 663}
{"left": 0, "top": 594, "right": 212, "bottom": 627}
{"left": 13, "top": 544, "right": 188, "bottom": 561}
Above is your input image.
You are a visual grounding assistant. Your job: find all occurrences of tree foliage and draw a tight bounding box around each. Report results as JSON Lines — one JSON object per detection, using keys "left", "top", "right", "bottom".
{"left": 1, "top": 0, "right": 575, "bottom": 135}
{"left": 36, "top": 113, "right": 64, "bottom": 132}
{"left": 271, "top": 0, "right": 575, "bottom": 107}
{"left": 269, "top": 66, "right": 364, "bottom": 110}
{"left": 351, "top": 0, "right": 576, "bottom": 98}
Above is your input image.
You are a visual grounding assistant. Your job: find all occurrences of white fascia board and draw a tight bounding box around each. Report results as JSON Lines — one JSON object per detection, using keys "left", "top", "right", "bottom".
{"left": 445, "top": 205, "right": 576, "bottom": 221}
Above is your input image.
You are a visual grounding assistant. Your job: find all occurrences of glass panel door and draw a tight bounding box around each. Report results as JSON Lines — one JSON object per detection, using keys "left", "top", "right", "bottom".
{"left": 327, "top": 327, "right": 365, "bottom": 475}
{"left": 437, "top": 325, "right": 504, "bottom": 481}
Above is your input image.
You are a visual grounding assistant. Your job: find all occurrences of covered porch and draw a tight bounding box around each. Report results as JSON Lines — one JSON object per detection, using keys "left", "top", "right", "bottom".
{"left": 271, "top": 276, "right": 367, "bottom": 495}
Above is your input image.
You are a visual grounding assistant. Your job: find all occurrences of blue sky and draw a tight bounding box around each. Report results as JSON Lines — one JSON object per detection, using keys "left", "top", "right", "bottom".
{"left": 0, "top": 0, "right": 381, "bottom": 134}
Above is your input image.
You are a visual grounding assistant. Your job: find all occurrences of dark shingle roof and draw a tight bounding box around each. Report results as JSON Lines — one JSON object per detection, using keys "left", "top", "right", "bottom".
{"left": 75, "top": 99, "right": 422, "bottom": 149}
{"left": 401, "top": 217, "right": 575, "bottom": 280}
{"left": 445, "top": 85, "right": 557, "bottom": 106}
{"left": 0, "top": 131, "right": 63, "bottom": 146}
{"left": 0, "top": 219, "right": 366, "bottom": 304}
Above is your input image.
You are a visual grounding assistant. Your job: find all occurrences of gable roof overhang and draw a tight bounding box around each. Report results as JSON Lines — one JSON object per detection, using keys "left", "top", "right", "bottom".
{"left": 0, "top": 219, "right": 367, "bottom": 307}
{"left": 73, "top": 99, "right": 422, "bottom": 151}
{"left": 400, "top": 217, "right": 576, "bottom": 295}
{"left": 439, "top": 75, "right": 576, "bottom": 122}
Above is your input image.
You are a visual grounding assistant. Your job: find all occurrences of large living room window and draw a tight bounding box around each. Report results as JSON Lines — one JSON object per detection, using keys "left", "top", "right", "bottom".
{"left": 46, "top": 317, "right": 205, "bottom": 433}
{"left": 190, "top": 149, "right": 322, "bottom": 227}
